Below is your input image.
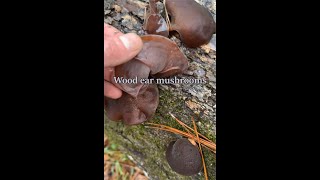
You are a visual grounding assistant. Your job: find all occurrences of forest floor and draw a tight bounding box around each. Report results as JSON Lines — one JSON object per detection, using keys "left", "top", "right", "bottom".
{"left": 104, "top": 135, "right": 148, "bottom": 180}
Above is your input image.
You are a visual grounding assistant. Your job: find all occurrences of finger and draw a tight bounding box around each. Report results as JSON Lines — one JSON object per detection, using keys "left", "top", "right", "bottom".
{"left": 104, "top": 24, "right": 143, "bottom": 67}
{"left": 104, "top": 81, "right": 122, "bottom": 99}
{"left": 104, "top": 67, "right": 114, "bottom": 81}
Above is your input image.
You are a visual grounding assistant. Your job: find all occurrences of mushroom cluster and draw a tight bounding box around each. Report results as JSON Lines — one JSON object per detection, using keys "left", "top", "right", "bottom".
{"left": 105, "top": 0, "right": 215, "bottom": 176}
{"left": 105, "top": 0, "right": 216, "bottom": 125}
{"left": 144, "top": 0, "right": 216, "bottom": 47}
{"left": 105, "top": 35, "right": 189, "bottom": 125}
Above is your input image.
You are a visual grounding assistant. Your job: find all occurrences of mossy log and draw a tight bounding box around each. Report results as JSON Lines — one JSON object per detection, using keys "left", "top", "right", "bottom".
{"left": 105, "top": 86, "right": 216, "bottom": 180}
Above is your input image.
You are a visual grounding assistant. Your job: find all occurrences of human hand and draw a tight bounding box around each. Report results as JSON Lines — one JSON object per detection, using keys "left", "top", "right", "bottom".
{"left": 104, "top": 24, "right": 143, "bottom": 99}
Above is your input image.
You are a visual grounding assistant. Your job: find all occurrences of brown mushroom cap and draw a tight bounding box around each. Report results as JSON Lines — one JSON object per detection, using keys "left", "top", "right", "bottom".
{"left": 166, "top": 0, "right": 216, "bottom": 48}
{"left": 137, "top": 35, "right": 189, "bottom": 77}
{"left": 166, "top": 138, "right": 203, "bottom": 176}
{"left": 106, "top": 35, "right": 188, "bottom": 125}
{"left": 143, "top": 0, "right": 169, "bottom": 37}
{"left": 144, "top": 14, "right": 169, "bottom": 37}
{"left": 112, "top": 34, "right": 188, "bottom": 97}
{"left": 105, "top": 84, "right": 159, "bottom": 125}
{"left": 112, "top": 59, "right": 151, "bottom": 97}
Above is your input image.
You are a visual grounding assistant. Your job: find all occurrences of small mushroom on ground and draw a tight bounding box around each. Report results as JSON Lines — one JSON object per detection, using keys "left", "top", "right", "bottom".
{"left": 166, "top": 138, "right": 203, "bottom": 176}
{"left": 165, "top": 0, "right": 216, "bottom": 48}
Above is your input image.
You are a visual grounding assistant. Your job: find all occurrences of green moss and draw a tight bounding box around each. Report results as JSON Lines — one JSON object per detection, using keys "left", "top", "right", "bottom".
{"left": 154, "top": 88, "right": 215, "bottom": 142}
{"left": 105, "top": 88, "right": 216, "bottom": 180}
{"left": 152, "top": 89, "right": 188, "bottom": 130}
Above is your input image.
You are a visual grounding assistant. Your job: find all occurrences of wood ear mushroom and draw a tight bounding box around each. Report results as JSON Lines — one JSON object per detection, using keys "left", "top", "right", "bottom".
{"left": 143, "top": 0, "right": 169, "bottom": 37}
{"left": 105, "top": 0, "right": 216, "bottom": 124}
{"left": 105, "top": 84, "right": 159, "bottom": 125}
{"left": 105, "top": 35, "right": 188, "bottom": 125}
{"left": 165, "top": 0, "right": 216, "bottom": 48}
{"left": 144, "top": 0, "right": 216, "bottom": 48}
{"left": 111, "top": 35, "right": 188, "bottom": 97}
{"left": 166, "top": 138, "right": 203, "bottom": 176}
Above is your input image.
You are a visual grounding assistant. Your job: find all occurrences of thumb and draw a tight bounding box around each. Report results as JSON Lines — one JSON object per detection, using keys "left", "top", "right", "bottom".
{"left": 104, "top": 26, "right": 143, "bottom": 67}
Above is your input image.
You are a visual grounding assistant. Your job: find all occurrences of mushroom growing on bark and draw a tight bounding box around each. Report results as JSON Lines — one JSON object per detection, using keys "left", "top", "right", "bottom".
{"left": 105, "top": 0, "right": 216, "bottom": 125}
{"left": 166, "top": 138, "right": 203, "bottom": 176}
{"left": 165, "top": 0, "right": 216, "bottom": 48}
{"left": 144, "top": 0, "right": 216, "bottom": 47}
{"left": 143, "top": 0, "right": 169, "bottom": 37}
{"left": 104, "top": 83, "right": 159, "bottom": 125}
{"left": 105, "top": 35, "right": 188, "bottom": 125}
{"left": 110, "top": 34, "right": 188, "bottom": 98}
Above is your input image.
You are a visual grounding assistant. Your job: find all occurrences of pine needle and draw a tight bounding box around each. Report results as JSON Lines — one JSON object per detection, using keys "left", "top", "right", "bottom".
{"left": 192, "top": 117, "right": 208, "bottom": 180}
{"left": 145, "top": 123, "right": 216, "bottom": 152}
{"left": 169, "top": 112, "right": 211, "bottom": 141}
{"left": 145, "top": 114, "right": 216, "bottom": 179}
{"left": 168, "top": 112, "right": 193, "bottom": 136}
{"left": 163, "top": 0, "right": 171, "bottom": 30}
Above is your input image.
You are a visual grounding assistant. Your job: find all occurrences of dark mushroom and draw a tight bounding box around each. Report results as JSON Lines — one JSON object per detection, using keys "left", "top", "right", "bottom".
{"left": 143, "top": 0, "right": 169, "bottom": 37}
{"left": 137, "top": 35, "right": 189, "bottom": 78}
{"left": 112, "top": 59, "right": 151, "bottom": 98}
{"left": 106, "top": 35, "right": 188, "bottom": 125}
{"left": 111, "top": 34, "right": 188, "bottom": 97}
{"left": 165, "top": 0, "right": 216, "bottom": 48}
{"left": 166, "top": 138, "right": 203, "bottom": 176}
{"left": 105, "top": 83, "right": 159, "bottom": 125}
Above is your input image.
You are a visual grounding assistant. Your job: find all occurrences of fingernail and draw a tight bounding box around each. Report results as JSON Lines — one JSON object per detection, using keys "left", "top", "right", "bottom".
{"left": 119, "top": 33, "right": 141, "bottom": 51}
